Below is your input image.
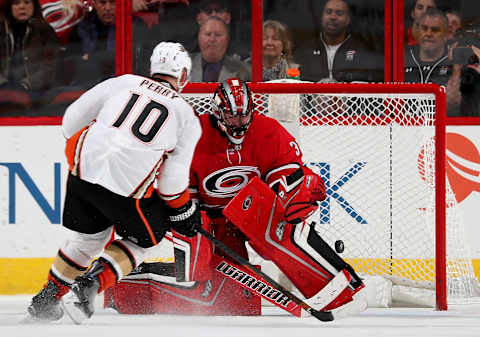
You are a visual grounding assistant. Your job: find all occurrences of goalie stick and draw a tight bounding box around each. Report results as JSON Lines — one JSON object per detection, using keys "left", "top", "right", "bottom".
{"left": 197, "top": 227, "right": 335, "bottom": 322}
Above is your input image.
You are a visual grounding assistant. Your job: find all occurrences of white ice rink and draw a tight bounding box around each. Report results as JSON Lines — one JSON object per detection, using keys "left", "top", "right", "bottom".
{"left": 1, "top": 295, "right": 480, "bottom": 337}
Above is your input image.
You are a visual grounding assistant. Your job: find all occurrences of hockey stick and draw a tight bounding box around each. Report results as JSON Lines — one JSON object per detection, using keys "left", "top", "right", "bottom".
{"left": 197, "top": 227, "right": 334, "bottom": 322}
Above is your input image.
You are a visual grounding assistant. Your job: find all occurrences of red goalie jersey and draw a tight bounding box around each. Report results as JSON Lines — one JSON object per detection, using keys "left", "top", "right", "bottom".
{"left": 190, "top": 113, "right": 303, "bottom": 208}
{"left": 189, "top": 112, "right": 323, "bottom": 258}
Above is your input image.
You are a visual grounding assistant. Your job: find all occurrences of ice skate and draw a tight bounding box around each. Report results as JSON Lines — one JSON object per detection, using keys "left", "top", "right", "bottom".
{"left": 62, "top": 262, "right": 102, "bottom": 324}
{"left": 25, "top": 280, "right": 64, "bottom": 322}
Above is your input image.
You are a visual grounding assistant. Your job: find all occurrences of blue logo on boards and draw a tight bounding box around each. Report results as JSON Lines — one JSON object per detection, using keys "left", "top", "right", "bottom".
{"left": 0, "top": 161, "right": 365, "bottom": 226}
{"left": 0, "top": 162, "right": 61, "bottom": 224}
{"left": 310, "top": 162, "right": 367, "bottom": 224}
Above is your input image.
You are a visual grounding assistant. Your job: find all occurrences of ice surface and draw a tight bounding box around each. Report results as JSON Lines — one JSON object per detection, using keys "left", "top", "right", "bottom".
{"left": 2, "top": 295, "right": 480, "bottom": 337}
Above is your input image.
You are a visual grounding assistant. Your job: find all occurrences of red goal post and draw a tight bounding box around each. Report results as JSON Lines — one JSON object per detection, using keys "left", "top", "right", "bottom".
{"left": 183, "top": 82, "right": 458, "bottom": 309}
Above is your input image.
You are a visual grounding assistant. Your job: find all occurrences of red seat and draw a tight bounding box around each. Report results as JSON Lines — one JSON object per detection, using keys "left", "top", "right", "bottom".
{"left": 51, "top": 90, "right": 85, "bottom": 105}
{"left": 0, "top": 90, "right": 31, "bottom": 113}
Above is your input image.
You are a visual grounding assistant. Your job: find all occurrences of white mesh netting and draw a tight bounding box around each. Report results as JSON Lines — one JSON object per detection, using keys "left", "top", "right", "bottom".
{"left": 183, "top": 84, "right": 480, "bottom": 308}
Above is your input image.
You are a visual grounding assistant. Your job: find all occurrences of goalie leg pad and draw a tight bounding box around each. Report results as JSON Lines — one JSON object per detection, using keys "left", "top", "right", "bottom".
{"left": 172, "top": 211, "right": 214, "bottom": 282}
{"left": 211, "top": 254, "right": 302, "bottom": 317}
{"left": 104, "top": 258, "right": 261, "bottom": 316}
{"left": 223, "top": 177, "right": 364, "bottom": 301}
{"left": 303, "top": 268, "right": 350, "bottom": 310}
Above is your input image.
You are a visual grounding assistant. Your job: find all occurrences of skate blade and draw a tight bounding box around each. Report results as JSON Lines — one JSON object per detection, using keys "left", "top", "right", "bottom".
{"left": 19, "top": 313, "right": 57, "bottom": 324}
{"left": 19, "top": 313, "right": 39, "bottom": 324}
{"left": 61, "top": 292, "right": 88, "bottom": 325}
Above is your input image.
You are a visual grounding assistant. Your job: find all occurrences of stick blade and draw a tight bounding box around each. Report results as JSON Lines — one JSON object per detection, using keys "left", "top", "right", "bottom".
{"left": 309, "top": 309, "right": 334, "bottom": 322}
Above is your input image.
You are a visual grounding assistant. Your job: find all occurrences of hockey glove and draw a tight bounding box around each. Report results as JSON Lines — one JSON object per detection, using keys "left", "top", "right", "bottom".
{"left": 306, "top": 171, "right": 326, "bottom": 202}
{"left": 168, "top": 200, "right": 201, "bottom": 237}
{"left": 284, "top": 170, "right": 325, "bottom": 225}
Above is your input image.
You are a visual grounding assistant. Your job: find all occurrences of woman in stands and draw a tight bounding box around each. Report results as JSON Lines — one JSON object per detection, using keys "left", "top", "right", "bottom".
{"left": 0, "top": 0, "right": 59, "bottom": 103}
{"left": 262, "top": 20, "right": 299, "bottom": 81}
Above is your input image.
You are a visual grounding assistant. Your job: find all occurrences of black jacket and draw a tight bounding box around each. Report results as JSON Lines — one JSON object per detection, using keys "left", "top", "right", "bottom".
{"left": 459, "top": 66, "right": 480, "bottom": 116}
{"left": 64, "top": 12, "right": 148, "bottom": 88}
{"left": 0, "top": 16, "right": 58, "bottom": 91}
{"left": 294, "top": 34, "right": 383, "bottom": 82}
{"left": 404, "top": 46, "right": 452, "bottom": 86}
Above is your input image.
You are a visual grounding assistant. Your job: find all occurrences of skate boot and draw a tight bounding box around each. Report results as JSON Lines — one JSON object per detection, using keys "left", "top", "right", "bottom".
{"left": 27, "top": 280, "right": 64, "bottom": 321}
{"left": 62, "top": 261, "right": 103, "bottom": 324}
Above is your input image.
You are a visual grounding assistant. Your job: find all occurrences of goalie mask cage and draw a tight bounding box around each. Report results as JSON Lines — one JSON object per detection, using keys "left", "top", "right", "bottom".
{"left": 182, "top": 82, "right": 480, "bottom": 311}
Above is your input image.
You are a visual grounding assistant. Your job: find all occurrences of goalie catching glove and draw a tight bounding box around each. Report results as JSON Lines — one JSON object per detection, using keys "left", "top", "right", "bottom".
{"left": 168, "top": 199, "right": 201, "bottom": 237}
{"left": 266, "top": 164, "right": 326, "bottom": 224}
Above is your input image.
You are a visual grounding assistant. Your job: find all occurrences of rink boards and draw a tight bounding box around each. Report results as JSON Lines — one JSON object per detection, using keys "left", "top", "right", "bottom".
{"left": 0, "top": 125, "right": 479, "bottom": 294}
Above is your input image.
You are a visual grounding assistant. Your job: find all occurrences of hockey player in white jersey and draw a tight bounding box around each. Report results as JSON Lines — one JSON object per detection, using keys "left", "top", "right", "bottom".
{"left": 26, "top": 42, "right": 202, "bottom": 324}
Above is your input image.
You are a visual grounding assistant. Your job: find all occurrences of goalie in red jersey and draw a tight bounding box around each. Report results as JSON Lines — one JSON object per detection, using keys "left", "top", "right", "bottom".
{"left": 189, "top": 78, "right": 326, "bottom": 259}
{"left": 107, "top": 78, "right": 366, "bottom": 318}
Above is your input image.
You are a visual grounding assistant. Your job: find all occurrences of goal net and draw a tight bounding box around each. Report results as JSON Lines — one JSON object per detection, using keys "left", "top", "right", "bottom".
{"left": 181, "top": 82, "right": 480, "bottom": 310}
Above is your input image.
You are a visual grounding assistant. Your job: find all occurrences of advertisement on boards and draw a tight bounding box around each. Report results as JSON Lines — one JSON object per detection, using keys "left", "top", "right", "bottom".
{"left": 1, "top": 124, "right": 479, "bottom": 293}
{"left": 446, "top": 126, "right": 480, "bottom": 256}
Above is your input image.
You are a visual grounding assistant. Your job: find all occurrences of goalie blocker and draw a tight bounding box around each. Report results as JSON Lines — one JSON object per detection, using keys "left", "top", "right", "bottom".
{"left": 223, "top": 176, "right": 365, "bottom": 312}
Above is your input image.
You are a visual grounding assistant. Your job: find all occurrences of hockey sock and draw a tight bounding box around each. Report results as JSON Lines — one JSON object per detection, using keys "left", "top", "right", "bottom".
{"left": 47, "top": 273, "right": 71, "bottom": 299}
{"left": 96, "top": 260, "right": 118, "bottom": 293}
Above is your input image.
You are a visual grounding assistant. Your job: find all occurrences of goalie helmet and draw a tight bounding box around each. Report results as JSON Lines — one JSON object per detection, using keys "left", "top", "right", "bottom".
{"left": 150, "top": 42, "right": 192, "bottom": 92}
{"left": 212, "top": 78, "right": 253, "bottom": 145}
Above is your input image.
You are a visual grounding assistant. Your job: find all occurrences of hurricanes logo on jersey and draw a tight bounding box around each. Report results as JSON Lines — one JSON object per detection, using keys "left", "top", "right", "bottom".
{"left": 203, "top": 166, "right": 261, "bottom": 198}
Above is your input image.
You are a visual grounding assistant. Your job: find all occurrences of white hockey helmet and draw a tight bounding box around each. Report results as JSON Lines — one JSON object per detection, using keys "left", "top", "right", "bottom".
{"left": 150, "top": 42, "right": 192, "bottom": 91}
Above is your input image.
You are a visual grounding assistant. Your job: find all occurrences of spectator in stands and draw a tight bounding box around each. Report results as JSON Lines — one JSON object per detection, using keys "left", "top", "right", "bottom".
{"left": 143, "top": 0, "right": 198, "bottom": 54}
{"left": 0, "top": 0, "right": 59, "bottom": 101}
{"left": 190, "top": 16, "right": 250, "bottom": 82}
{"left": 194, "top": 0, "right": 250, "bottom": 61}
{"left": 63, "top": 0, "right": 148, "bottom": 88}
{"left": 407, "top": 0, "right": 437, "bottom": 46}
{"left": 445, "top": 9, "right": 462, "bottom": 44}
{"left": 447, "top": 16, "right": 480, "bottom": 117}
{"left": 404, "top": 8, "right": 464, "bottom": 115}
{"left": 132, "top": 0, "right": 167, "bottom": 13}
{"left": 456, "top": 45, "right": 480, "bottom": 116}
{"left": 294, "top": 0, "right": 381, "bottom": 83}
{"left": 404, "top": 8, "right": 451, "bottom": 85}
{"left": 262, "top": 20, "right": 299, "bottom": 81}
{"left": 146, "top": 0, "right": 250, "bottom": 61}
{"left": 195, "top": 0, "right": 230, "bottom": 25}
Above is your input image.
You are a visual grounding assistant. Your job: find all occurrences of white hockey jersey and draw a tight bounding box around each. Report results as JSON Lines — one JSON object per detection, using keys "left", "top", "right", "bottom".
{"left": 63, "top": 74, "right": 201, "bottom": 199}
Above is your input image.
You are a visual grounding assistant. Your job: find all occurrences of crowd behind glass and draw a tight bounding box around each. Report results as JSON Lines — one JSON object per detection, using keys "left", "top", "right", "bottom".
{"left": 0, "top": 0, "right": 479, "bottom": 117}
